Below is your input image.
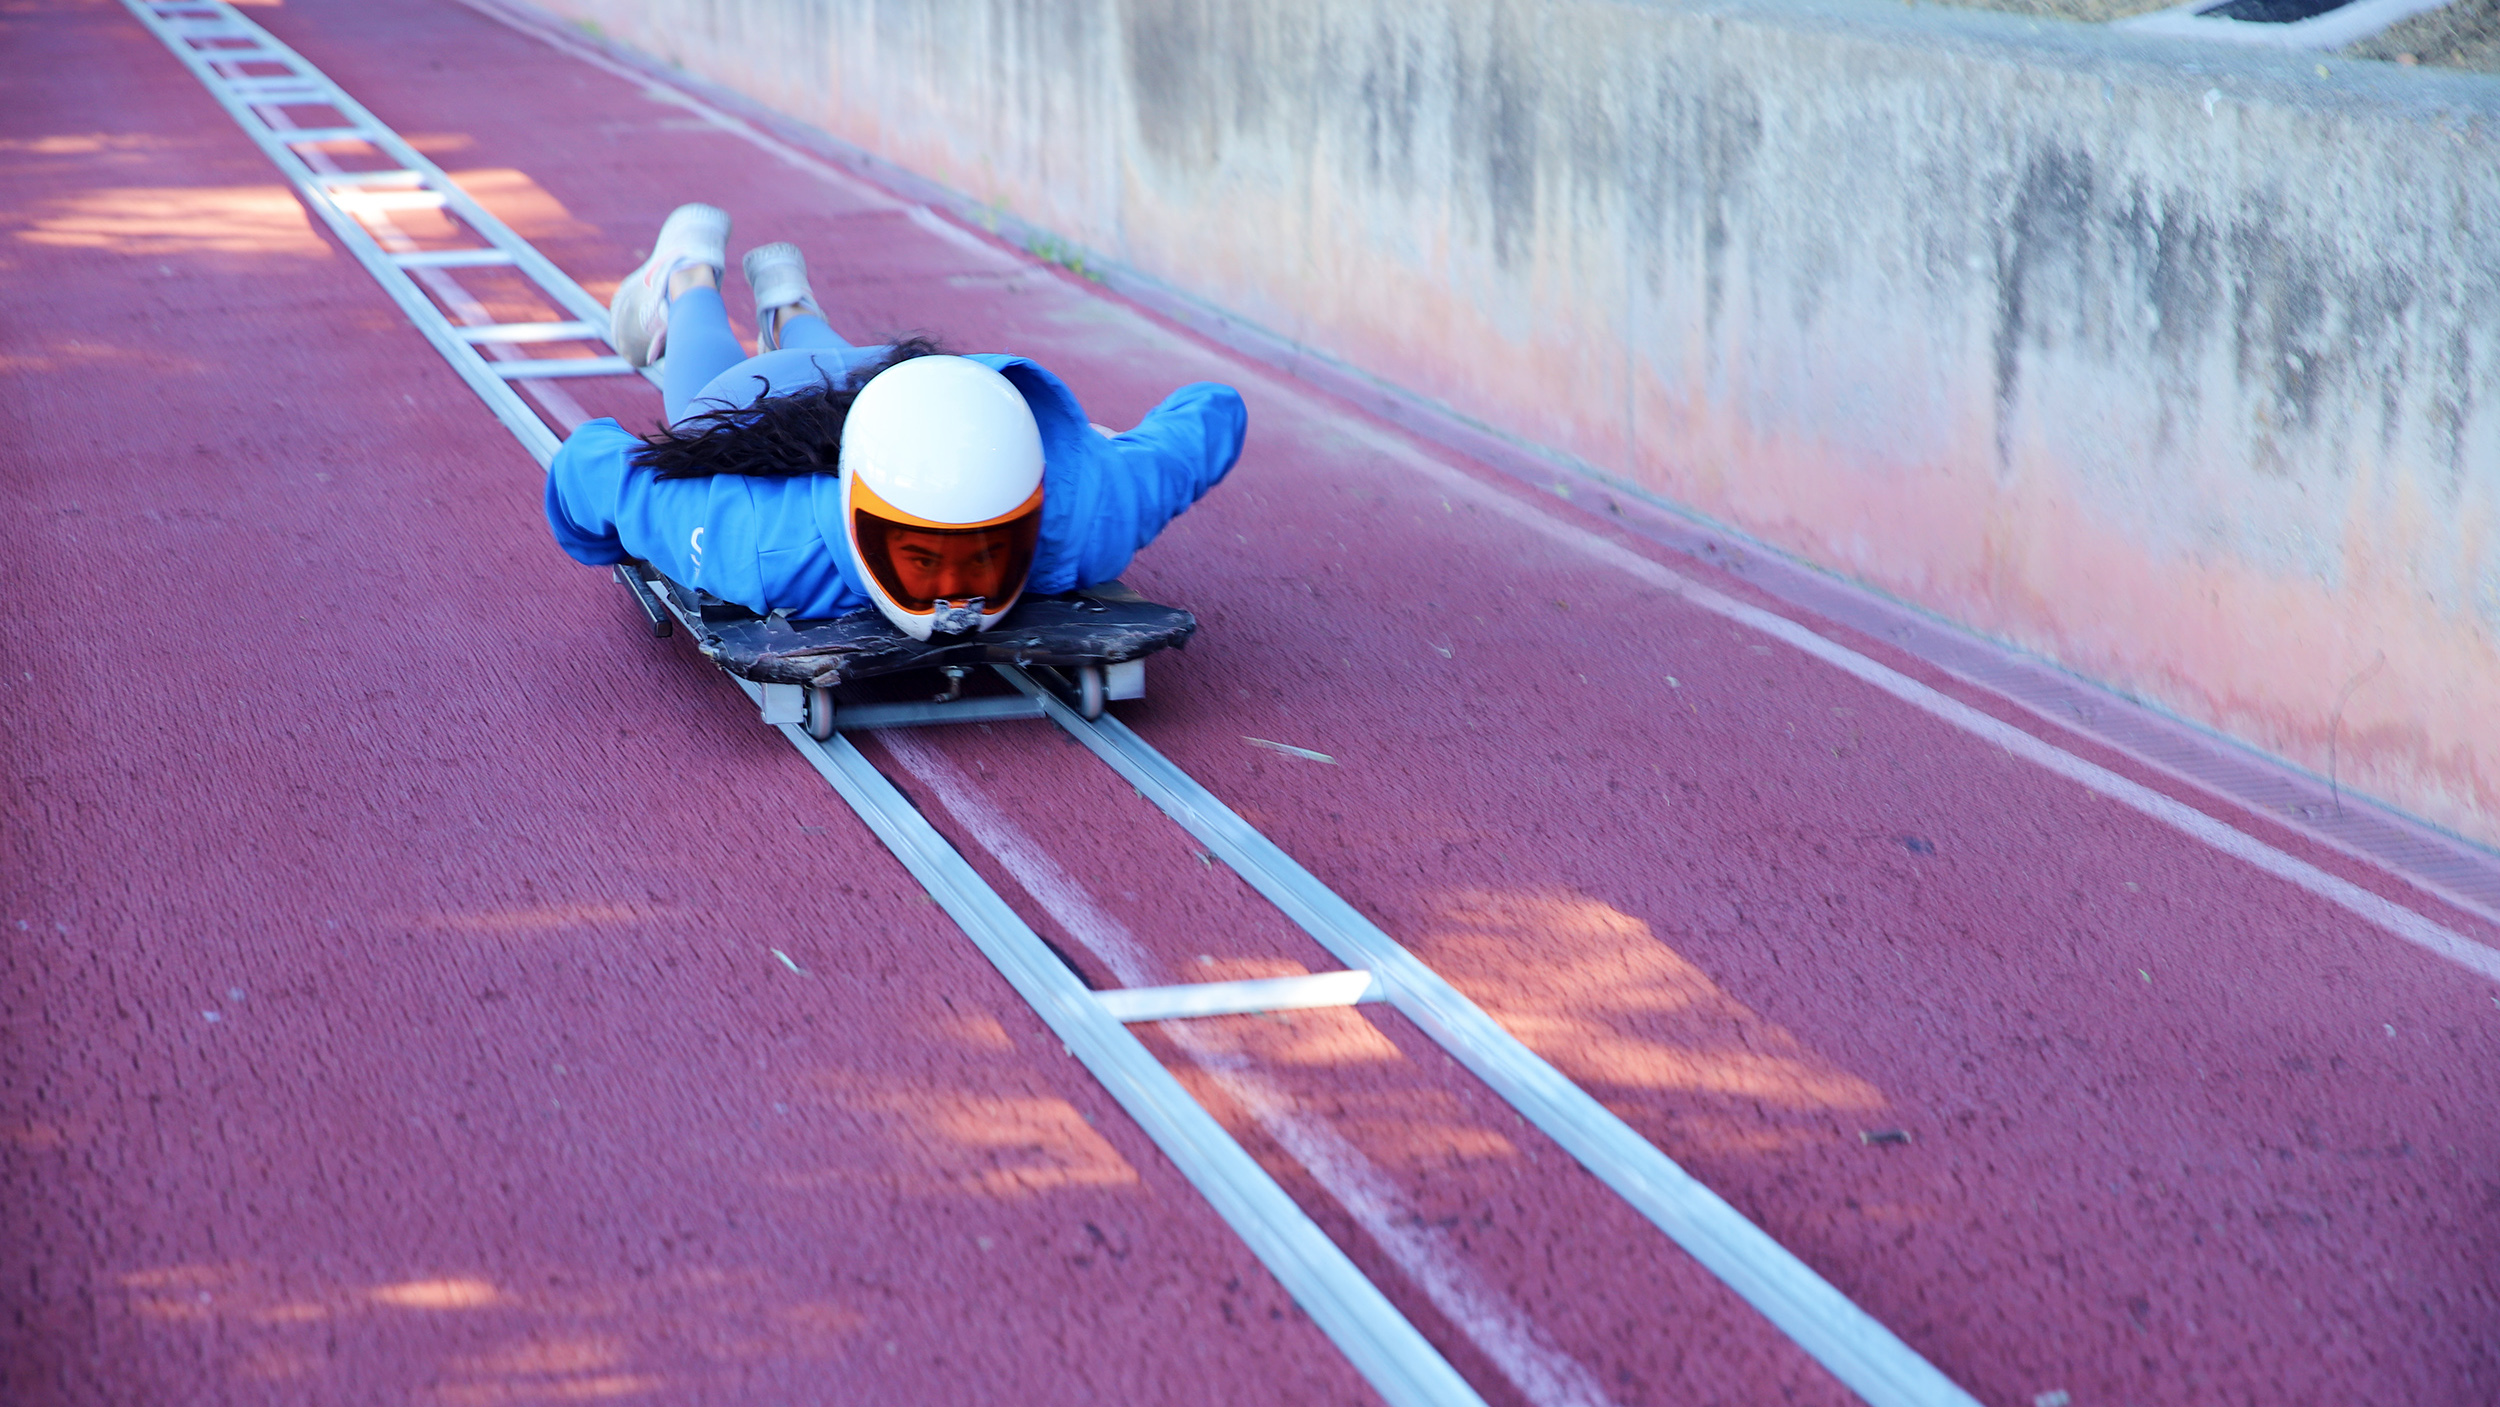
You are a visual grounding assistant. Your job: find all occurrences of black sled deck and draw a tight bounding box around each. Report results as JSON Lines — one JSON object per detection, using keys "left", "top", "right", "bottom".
{"left": 611, "top": 562, "right": 1194, "bottom": 732}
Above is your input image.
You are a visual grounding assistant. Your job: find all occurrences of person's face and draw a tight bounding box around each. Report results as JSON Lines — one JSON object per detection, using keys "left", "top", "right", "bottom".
{"left": 885, "top": 526, "right": 1017, "bottom": 605}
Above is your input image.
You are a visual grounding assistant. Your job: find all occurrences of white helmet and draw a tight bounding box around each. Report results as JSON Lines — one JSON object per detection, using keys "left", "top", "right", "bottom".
{"left": 839, "top": 356, "right": 1046, "bottom": 641}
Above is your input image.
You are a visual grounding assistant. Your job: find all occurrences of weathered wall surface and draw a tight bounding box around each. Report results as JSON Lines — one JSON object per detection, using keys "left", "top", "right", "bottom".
{"left": 538, "top": 0, "right": 2500, "bottom": 845}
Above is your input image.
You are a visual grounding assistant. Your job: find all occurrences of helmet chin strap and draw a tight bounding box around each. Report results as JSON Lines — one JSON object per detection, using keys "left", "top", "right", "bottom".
{"left": 927, "top": 598, "right": 987, "bottom": 637}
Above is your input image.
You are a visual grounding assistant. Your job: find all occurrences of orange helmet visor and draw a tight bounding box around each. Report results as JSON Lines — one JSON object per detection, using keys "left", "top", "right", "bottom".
{"left": 851, "top": 479, "right": 1043, "bottom": 616}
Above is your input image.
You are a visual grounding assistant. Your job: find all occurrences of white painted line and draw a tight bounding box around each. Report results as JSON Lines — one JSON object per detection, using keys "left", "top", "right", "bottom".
{"left": 1096, "top": 971, "right": 1385, "bottom": 1023}
{"left": 878, "top": 731, "right": 1623, "bottom": 1407}
{"left": 748, "top": 700, "right": 1489, "bottom": 1407}
{"left": 1205, "top": 1058, "right": 1621, "bottom": 1407}
{"left": 1353, "top": 440, "right": 2500, "bottom": 985}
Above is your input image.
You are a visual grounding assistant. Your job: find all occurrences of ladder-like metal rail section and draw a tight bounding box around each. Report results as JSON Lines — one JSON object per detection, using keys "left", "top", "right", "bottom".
{"left": 123, "top": 5, "right": 1981, "bottom": 1404}
{"left": 126, "top": 0, "right": 648, "bottom": 467}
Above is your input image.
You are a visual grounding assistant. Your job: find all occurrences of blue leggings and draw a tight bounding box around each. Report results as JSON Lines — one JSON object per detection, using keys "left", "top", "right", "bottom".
{"left": 661, "top": 286, "right": 858, "bottom": 427}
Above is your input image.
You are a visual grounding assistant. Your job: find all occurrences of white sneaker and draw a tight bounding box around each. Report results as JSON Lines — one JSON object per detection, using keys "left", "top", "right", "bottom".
{"left": 740, "top": 241, "right": 825, "bottom": 352}
{"left": 608, "top": 202, "right": 731, "bottom": 368}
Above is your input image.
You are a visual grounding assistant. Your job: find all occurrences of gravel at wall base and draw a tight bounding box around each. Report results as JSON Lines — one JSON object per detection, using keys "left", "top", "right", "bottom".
{"left": 1922, "top": 0, "right": 2500, "bottom": 71}
{"left": 2342, "top": 0, "right": 2500, "bottom": 72}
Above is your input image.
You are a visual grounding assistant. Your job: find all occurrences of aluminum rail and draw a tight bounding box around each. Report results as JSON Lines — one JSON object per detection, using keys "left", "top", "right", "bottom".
{"left": 123, "top": 0, "right": 649, "bottom": 468}
{"left": 997, "top": 668, "right": 1984, "bottom": 1407}
{"left": 127, "top": 4, "right": 1980, "bottom": 1400}
{"left": 725, "top": 675, "right": 1488, "bottom": 1407}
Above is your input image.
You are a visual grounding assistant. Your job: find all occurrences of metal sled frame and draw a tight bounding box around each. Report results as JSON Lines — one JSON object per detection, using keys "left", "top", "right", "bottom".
{"left": 617, "top": 563, "right": 1188, "bottom": 737}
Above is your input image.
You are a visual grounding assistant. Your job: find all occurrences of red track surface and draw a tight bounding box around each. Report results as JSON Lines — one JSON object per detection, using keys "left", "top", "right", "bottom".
{"left": 5, "top": 2, "right": 2497, "bottom": 1404}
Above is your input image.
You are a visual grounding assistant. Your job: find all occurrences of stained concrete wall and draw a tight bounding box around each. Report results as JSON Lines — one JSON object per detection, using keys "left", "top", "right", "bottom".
{"left": 537, "top": 0, "right": 2500, "bottom": 845}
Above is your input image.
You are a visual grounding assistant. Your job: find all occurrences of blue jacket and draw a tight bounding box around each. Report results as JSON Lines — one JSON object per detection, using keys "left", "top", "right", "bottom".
{"left": 544, "top": 354, "right": 1245, "bottom": 618}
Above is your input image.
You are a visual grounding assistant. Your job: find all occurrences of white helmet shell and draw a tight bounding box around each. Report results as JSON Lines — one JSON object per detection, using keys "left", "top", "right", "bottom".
{"left": 840, "top": 356, "right": 1047, "bottom": 641}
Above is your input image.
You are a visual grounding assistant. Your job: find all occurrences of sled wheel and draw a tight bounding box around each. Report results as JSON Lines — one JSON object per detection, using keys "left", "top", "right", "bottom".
{"left": 807, "top": 685, "right": 837, "bottom": 741}
{"left": 1076, "top": 664, "right": 1107, "bottom": 721}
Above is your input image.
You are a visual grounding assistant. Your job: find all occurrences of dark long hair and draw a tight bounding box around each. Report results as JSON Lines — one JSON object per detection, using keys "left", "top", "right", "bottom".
{"left": 634, "top": 335, "right": 950, "bottom": 479}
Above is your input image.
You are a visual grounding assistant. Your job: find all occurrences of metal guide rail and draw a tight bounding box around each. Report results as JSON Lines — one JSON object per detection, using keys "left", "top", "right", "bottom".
{"left": 122, "top": 5, "right": 1982, "bottom": 1404}
{"left": 124, "top": 0, "right": 651, "bottom": 467}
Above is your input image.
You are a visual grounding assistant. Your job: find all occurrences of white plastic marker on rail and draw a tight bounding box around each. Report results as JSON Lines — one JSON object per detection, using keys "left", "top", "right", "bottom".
{"left": 118, "top": 6, "right": 1488, "bottom": 1404}
{"left": 996, "top": 670, "right": 1984, "bottom": 1407}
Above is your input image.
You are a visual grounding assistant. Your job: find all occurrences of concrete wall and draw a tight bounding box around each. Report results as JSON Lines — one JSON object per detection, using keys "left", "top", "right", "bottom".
{"left": 538, "top": 0, "right": 2500, "bottom": 845}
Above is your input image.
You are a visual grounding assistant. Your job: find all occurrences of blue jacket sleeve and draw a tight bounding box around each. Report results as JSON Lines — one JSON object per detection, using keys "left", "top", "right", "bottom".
{"left": 543, "top": 418, "right": 638, "bottom": 567}
{"left": 542, "top": 418, "right": 764, "bottom": 609}
{"left": 1075, "top": 382, "right": 1247, "bottom": 586}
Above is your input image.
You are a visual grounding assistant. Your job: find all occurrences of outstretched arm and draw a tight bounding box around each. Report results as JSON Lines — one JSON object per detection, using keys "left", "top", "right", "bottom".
{"left": 543, "top": 419, "right": 716, "bottom": 596}
{"left": 1074, "top": 382, "right": 1247, "bottom": 585}
{"left": 543, "top": 419, "right": 638, "bottom": 567}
